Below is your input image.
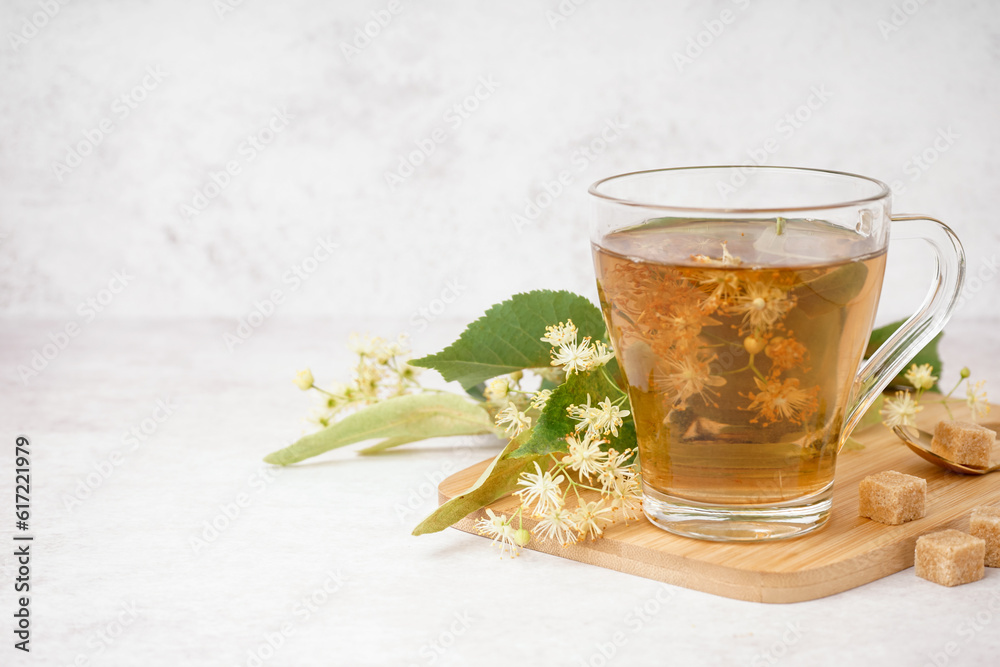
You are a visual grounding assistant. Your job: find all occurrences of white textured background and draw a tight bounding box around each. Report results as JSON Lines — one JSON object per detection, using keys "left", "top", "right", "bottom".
{"left": 2, "top": 0, "right": 999, "bottom": 329}
{"left": 3, "top": 2, "right": 1000, "bottom": 666}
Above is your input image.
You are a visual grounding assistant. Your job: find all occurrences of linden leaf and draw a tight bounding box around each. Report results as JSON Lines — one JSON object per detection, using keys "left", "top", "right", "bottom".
{"left": 410, "top": 290, "right": 608, "bottom": 389}
{"left": 263, "top": 393, "right": 494, "bottom": 465}
{"left": 412, "top": 433, "right": 544, "bottom": 535}
{"left": 512, "top": 363, "right": 634, "bottom": 457}
{"left": 866, "top": 319, "right": 944, "bottom": 392}
{"left": 796, "top": 261, "right": 869, "bottom": 317}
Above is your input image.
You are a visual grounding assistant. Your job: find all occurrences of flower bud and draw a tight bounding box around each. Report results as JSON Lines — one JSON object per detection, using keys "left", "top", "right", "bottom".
{"left": 743, "top": 336, "right": 765, "bottom": 355}
{"left": 514, "top": 528, "right": 531, "bottom": 547}
{"left": 960, "top": 367, "right": 971, "bottom": 379}
{"left": 293, "top": 369, "right": 314, "bottom": 390}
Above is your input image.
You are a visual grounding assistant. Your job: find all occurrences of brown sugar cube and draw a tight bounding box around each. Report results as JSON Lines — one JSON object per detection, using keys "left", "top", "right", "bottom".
{"left": 970, "top": 505, "right": 1000, "bottom": 567}
{"left": 931, "top": 420, "right": 996, "bottom": 468}
{"left": 915, "top": 529, "right": 985, "bottom": 587}
{"left": 858, "top": 470, "right": 926, "bottom": 525}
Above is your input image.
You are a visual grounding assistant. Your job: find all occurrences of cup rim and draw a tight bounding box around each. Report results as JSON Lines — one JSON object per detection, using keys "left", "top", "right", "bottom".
{"left": 588, "top": 165, "right": 892, "bottom": 214}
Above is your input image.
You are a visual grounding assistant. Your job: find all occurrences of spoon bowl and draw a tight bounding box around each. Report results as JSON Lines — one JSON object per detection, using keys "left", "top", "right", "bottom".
{"left": 892, "top": 423, "right": 1000, "bottom": 475}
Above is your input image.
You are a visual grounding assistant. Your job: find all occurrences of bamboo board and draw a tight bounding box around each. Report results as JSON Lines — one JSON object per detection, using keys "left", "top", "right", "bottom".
{"left": 438, "top": 400, "right": 1000, "bottom": 603}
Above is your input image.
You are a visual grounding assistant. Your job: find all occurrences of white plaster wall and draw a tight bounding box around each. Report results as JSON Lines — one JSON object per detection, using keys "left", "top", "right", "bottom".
{"left": 1, "top": 0, "right": 998, "bottom": 329}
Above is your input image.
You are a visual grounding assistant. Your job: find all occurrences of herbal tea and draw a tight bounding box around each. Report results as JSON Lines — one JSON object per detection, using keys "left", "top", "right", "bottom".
{"left": 594, "top": 218, "right": 887, "bottom": 506}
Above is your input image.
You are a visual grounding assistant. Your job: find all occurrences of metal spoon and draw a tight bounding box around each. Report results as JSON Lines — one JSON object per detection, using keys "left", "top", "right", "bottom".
{"left": 892, "top": 423, "right": 1000, "bottom": 475}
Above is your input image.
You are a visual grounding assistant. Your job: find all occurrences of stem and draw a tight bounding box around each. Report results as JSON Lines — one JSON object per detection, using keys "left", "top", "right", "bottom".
{"left": 599, "top": 366, "right": 628, "bottom": 396}
{"left": 944, "top": 377, "right": 964, "bottom": 399}
{"left": 311, "top": 385, "right": 338, "bottom": 398}
{"left": 704, "top": 331, "right": 739, "bottom": 346}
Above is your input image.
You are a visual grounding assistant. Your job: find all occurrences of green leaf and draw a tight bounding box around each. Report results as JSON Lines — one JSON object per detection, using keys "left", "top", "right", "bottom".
{"left": 410, "top": 290, "right": 607, "bottom": 389}
{"left": 842, "top": 437, "right": 866, "bottom": 451}
{"left": 356, "top": 435, "right": 428, "bottom": 456}
{"left": 512, "top": 366, "right": 630, "bottom": 457}
{"left": 411, "top": 434, "right": 544, "bottom": 535}
{"left": 796, "top": 261, "right": 869, "bottom": 318}
{"left": 263, "top": 393, "right": 494, "bottom": 465}
{"left": 865, "top": 318, "right": 944, "bottom": 392}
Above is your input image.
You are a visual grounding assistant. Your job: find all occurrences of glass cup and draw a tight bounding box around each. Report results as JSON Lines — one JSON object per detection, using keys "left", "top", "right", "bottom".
{"left": 588, "top": 166, "right": 965, "bottom": 541}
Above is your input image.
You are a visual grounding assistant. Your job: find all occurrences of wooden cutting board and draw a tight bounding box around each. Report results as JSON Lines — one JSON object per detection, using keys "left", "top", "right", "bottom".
{"left": 437, "top": 400, "right": 1000, "bottom": 603}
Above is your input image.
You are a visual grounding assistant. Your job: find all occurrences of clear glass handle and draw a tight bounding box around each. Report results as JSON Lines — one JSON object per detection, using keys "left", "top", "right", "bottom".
{"left": 842, "top": 215, "right": 967, "bottom": 445}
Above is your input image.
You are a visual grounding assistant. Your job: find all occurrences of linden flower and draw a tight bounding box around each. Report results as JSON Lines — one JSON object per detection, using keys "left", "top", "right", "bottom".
{"left": 595, "top": 398, "right": 630, "bottom": 437}
{"left": 495, "top": 402, "right": 531, "bottom": 435}
{"left": 609, "top": 476, "right": 643, "bottom": 523}
{"left": 765, "top": 336, "right": 808, "bottom": 371}
{"left": 533, "top": 507, "right": 577, "bottom": 546}
{"left": 904, "top": 363, "right": 938, "bottom": 391}
{"left": 551, "top": 337, "right": 595, "bottom": 375}
{"left": 880, "top": 390, "right": 923, "bottom": 429}
{"left": 966, "top": 380, "right": 990, "bottom": 421}
{"left": 572, "top": 499, "right": 615, "bottom": 541}
{"left": 516, "top": 462, "right": 566, "bottom": 516}
{"left": 293, "top": 368, "right": 314, "bottom": 390}
{"left": 561, "top": 432, "right": 608, "bottom": 480}
{"left": 348, "top": 333, "right": 379, "bottom": 356}
{"left": 732, "top": 280, "right": 795, "bottom": 332}
{"left": 691, "top": 242, "right": 741, "bottom": 267}
{"left": 474, "top": 509, "right": 521, "bottom": 558}
{"left": 529, "top": 389, "right": 552, "bottom": 411}
{"left": 596, "top": 448, "right": 635, "bottom": 496}
{"left": 663, "top": 301, "right": 709, "bottom": 341}
{"left": 541, "top": 320, "right": 578, "bottom": 346}
{"left": 747, "top": 377, "right": 819, "bottom": 425}
{"left": 590, "top": 341, "right": 617, "bottom": 368}
{"left": 697, "top": 270, "right": 741, "bottom": 306}
{"left": 661, "top": 357, "right": 727, "bottom": 406}
{"left": 484, "top": 377, "right": 510, "bottom": 401}
{"left": 567, "top": 396, "right": 630, "bottom": 438}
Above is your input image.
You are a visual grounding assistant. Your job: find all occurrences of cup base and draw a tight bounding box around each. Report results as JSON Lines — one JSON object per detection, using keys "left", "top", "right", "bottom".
{"left": 641, "top": 482, "right": 833, "bottom": 542}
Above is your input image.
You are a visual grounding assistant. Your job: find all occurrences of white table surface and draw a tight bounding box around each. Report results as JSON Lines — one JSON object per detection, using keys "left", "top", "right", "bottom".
{"left": 3, "top": 316, "right": 999, "bottom": 667}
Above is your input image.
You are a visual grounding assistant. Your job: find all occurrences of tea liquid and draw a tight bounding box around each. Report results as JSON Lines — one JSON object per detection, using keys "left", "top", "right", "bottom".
{"left": 593, "top": 218, "right": 886, "bottom": 505}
